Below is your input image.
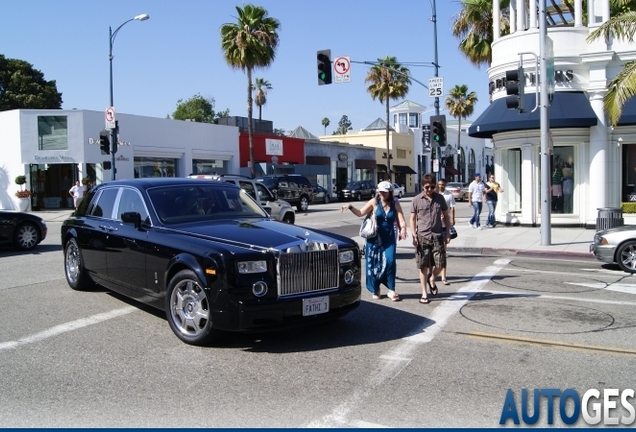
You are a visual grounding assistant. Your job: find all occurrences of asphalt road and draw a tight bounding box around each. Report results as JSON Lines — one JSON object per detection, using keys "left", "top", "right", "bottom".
{"left": 1, "top": 201, "right": 635, "bottom": 427}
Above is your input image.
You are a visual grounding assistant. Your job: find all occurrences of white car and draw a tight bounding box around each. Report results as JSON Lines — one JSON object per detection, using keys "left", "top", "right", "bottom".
{"left": 392, "top": 183, "right": 405, "bottom": 198}
{"left": 188, "top": 174, "right": 295, "bottom": 224}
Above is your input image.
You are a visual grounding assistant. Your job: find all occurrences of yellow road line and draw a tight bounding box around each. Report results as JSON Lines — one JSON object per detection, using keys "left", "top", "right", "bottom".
{"left": 455, "top": 331, "right": 636, "bottom": 358}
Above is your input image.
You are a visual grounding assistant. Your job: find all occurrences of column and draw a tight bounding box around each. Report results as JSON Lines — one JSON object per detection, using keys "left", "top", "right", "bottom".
{"left": 516, "top": 0, "right": 526, "bottom": 32}
{"left": 574, "top": 0, "right": 582, "bottom": 27}
{"left": 493, "top": 0, "right": 500, "bottom": 41}
{"left": 510, "top": 1, "right": 516, "bottom": 34}
{"left": 530, "top": 0, "right": 537, "bottom": 29}
{"left": 601, "top": 0, "right": 610, "bottom": 22}
{"left": 589, "top": 91, "right": 608, "bottom": 221}
{"left": 521, "top": 143, "right": 535, "bottom": 225}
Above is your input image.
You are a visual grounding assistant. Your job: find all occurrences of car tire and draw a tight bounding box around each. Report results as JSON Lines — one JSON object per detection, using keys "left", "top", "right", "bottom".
{"left": 166, "top": 269, "right": 220, "bottom": 346}
{"left": 298, "top": 196, "right": 309, "bottom": 212}
{"left": 282, "top": 213, "right": 295, "bottom": 224}
{"left": 616, "top": 241, "right": 636, "bottom": 273}
{"left": 323, "top": 195, "right": 330, "bottom": 204}
{"left": 64, "top": 238, "right": 93, "bottom": 290}
{"left": 14, "top": 222, "right": 39, "bottom": 250}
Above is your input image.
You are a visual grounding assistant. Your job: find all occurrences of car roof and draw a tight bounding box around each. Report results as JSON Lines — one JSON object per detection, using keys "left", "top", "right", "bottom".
{"left": 96, "top": 177, "right": 241, "bottom": 191}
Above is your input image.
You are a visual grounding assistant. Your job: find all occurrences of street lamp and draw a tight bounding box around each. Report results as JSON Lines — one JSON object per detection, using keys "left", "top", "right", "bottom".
{"left": 109, "top": 13, "right": 149, "bottom": 180}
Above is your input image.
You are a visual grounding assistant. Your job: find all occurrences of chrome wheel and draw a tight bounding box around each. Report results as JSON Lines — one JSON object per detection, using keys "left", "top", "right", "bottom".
{"left": 14, "top": 223, "right": 39, "bottom": 250}
{"left": 64, "top": 238, "right": 91, "bottom": 290}
{"left": 617, "top": 241, "right": 636, "bottom": 273}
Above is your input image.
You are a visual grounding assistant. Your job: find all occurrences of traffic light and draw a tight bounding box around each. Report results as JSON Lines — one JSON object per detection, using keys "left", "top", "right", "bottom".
{"left": 505, "top": 66, "right": 525, "bottom": 112}
{"left": 111, "top": 121, "right": 119, "bottom": 154}
{"left": 99, "top": 130, "right": 110, "bottom": 155}
{"left": 317, "top": 49, "right": 332, "bottom": 85}
{"left": 430, "top": 115, "right": 447, "bottom": 147}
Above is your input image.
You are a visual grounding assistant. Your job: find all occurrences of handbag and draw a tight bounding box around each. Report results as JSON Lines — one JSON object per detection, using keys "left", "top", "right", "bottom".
{"left": 449, "top": 225, "right": 458, "bottom": 239}
{"left": 359, "top": 211, "right": 378, "bottom": 239}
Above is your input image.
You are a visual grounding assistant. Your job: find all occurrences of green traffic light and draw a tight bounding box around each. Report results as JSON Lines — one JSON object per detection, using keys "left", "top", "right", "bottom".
{"left": 319, "top": 72, "right": 326, "bottom": 80}
{"left": 434, "top": 135, "right": 440, "bottom": 141}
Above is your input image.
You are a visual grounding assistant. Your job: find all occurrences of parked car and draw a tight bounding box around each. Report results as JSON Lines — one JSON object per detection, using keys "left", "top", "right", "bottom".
{"left": 189, "top": 174, "right": 295, "bottom": 224}
{"left": 446, "top": 182, "right": 468, "bottom": 201}
{"left": 312, "top": 184, "right": 331, "bottom": 204}
{"left": 0, "top": 210, "right": 47, "bottom": 250}
{"left": 255, "top": 174, "right": 314, "bottom": 212}
{"left": 338, "top": 180, "right": 376, "bottom": 201}
{"left": 392, "top": 183, "right": 405, "bottom": 198}
{"left": 590, "top": 225, "right": 636, "bottom": 273}
{"left": 61, "top": 178, "right": 361, "bottom": 346}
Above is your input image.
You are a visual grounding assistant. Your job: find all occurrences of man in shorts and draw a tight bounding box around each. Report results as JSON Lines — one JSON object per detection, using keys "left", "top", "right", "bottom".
{"left": 410, "top": 174, "right": 451, "bottom": 304}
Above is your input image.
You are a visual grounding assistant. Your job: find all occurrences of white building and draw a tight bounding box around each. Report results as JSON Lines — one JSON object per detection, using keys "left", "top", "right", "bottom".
{"left": 468, "top": 0, "right": 636, "bottom": 227}
{"left": 0, "top": 109, "right": 239, "bottom": 211}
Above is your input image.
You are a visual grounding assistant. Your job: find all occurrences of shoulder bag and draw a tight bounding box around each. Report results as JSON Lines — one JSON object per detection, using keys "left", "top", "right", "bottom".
{"left": 359, "top": 207, "right": 378, "bottom": 239}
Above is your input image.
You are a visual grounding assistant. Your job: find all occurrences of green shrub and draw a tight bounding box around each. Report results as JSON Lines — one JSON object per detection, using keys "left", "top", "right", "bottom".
{"left": 14, "top": 175, "right": 26, "bottom": 185}
{"left": 621, "top": 202, "right": 636, "bottom": 214}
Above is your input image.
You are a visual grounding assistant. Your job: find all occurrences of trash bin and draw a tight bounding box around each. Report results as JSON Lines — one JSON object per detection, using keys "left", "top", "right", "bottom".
{"left": 596, "top": 207, "right": 623, "bottom": 231}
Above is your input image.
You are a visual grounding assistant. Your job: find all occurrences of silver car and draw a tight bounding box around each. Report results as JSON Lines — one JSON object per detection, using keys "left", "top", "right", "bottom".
{"left": 590, "top": 225, "right": 636, "bottom": 272}
{"left": 446, "top": 182, "right": 468, "bottom": 201}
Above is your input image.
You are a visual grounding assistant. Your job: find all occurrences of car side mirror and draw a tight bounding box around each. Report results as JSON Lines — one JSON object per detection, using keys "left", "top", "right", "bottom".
{"left": 121, "top": 211, "right": 142, "bottom": 228}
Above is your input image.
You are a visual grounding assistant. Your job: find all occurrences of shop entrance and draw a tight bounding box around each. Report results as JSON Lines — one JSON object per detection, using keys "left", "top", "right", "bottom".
{"left": 29, "top": 163, "right": 78, "bottom": 210}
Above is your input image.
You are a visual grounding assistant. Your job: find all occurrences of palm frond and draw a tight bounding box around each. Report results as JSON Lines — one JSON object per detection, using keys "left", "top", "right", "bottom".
{"left": 604, "top": 60, "right": 636, "bottom": 126}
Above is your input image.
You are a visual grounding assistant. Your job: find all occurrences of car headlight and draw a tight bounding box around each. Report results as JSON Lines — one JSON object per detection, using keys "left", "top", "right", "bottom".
{"left": 237, "top": 260, "right": 267, "bottom": 274}
{"left": 339, "top": 250, "right": 354, "bottom": 263}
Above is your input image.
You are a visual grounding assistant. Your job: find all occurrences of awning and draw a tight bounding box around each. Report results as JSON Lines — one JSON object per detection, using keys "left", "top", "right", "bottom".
{"left": 468, "top": 92, "right": 598, "bottom": 139}
{"left": 444, "top": 166, "right": 459, "bottom": 176}
{"left": 377, "top": 164, "right": 387, "bottom": 172}
{"left": 618, "top": 97, "right": 636, "bottom": 126}
{"left": 392, "top": 165, "right": 417, "bottom": 174}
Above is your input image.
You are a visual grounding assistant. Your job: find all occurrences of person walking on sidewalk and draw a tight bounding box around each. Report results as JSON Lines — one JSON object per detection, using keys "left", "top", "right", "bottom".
{"left": 410, "top": 174, "right": 451, "bottom": 304}
{"left": 468, "top": 173, "right": 489, "bottom": 230}
{"left": 437, "top": 178, "right": 455, "bottom": 285}
{"left": 486, "top": 174, "right": 503, "bottom": 227}
{"left": 341, "top": 181, "right": 407, "bottom": 301}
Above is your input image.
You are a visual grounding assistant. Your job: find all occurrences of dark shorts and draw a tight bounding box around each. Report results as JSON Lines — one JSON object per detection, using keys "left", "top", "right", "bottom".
{"left": 415, "top": 234, "right": 446, "bottom": 269}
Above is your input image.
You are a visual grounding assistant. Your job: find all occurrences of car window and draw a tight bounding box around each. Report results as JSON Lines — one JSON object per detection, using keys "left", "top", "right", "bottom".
{"left": 255, "top": 177, "right": 276, "bottom": 190}
{"left": 90, "top": 188, "right": 119, "bottom": 219}
{"left": 117, "top": 188, "right": 149, "bottom": 224}
{"left": 238, "top": 180, "right": 256, "bottom": 200}
{"left": 255, "top": 183, "right": 273, "bottom": 202}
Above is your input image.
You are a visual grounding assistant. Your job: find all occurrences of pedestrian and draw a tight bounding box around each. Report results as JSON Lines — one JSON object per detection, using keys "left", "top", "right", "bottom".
{"left": 410, "top": 174, "right": 451, "bottom": 304}
{"left": 437, "top": 178, "right": 455, "bottom": 285}
{"left": 486, "top": 174, "right": 503, "bottom": 227}
{"left": 468, "top": 173, "right": 489, "bottom": 230}
{"left": 341, "top": 181, "right": 407, "bottom": 301}
{"left": 68, "top": 180, "right": 84, "bottom": 210}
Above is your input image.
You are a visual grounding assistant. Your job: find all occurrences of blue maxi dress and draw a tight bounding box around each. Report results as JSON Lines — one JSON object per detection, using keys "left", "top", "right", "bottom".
{"left": 365, "top": 200, "right": 397, "bottom": 294}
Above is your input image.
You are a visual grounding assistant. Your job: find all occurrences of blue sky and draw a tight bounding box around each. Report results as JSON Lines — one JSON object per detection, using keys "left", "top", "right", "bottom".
{"left": 1, "top": 0, "right": 490, "bottom": 137}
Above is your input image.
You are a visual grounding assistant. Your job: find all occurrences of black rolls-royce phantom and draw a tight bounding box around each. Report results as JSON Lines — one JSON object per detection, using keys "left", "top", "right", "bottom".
{"left": 61, "top": 178, "right": 361, "bottom": 345}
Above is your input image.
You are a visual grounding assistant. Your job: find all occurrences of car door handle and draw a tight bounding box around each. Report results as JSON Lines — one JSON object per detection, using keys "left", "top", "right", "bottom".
{"left": 99, "top": 225, "right": 118, "bottom": 232}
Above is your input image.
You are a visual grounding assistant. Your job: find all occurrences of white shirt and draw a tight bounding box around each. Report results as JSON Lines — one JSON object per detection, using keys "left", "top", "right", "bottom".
{"left": 468, "top": 181, "right": 487, "bottom": 203}
{"left": 441, "top": 189, "right": 455, "bottom": 228}
{"left": 69, "top": 184, "right": 84, "bottom": 199}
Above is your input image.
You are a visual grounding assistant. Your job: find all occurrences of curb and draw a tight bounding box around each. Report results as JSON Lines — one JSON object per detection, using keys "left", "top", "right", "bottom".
{"left": 446, "top": 246, "right": 594, "bottom": 259}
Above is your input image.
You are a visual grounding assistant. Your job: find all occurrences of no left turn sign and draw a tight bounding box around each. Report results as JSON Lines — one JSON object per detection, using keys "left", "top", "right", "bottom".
{"left": 105, "top": 107, "right": 116, "bottom": 129}
{"left": 334, "top": 56, "right": 351, "bottom": 83}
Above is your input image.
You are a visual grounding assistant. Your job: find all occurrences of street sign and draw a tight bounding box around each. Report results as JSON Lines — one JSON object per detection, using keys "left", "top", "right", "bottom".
{"left": 545, "top": 36, "right": 555, "bottom": 104}
{"left": 433, "top": 159, "right": 439, "bottom": 173}
{"left": 428, "top": 77, "right": 443, "bottom": 98}
{"left": 333, "top": 56, "right": 351, "bottom": 83}
{"left": 105, "top": 107, "right": 116, "bottom": 130}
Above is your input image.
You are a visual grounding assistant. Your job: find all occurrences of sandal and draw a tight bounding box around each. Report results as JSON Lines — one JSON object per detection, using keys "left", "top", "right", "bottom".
{"left": 419, "top": 297, "right": 430, "bottom": 304}
{"left": 428, "top": 276, "right": 438, "bottom": 297}
{"left": 372, "top": 294, "right": 381, "bottom": 300}
{"left": 387, "top": 291, "right": 401, "bottom": 302}
{"left": 442, "top": 279, "right": 451, "bottom": 286}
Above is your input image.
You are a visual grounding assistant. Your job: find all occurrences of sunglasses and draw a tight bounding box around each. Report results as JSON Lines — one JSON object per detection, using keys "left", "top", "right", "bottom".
{"left": 423, "top": 185, "right": 435, "bottom": 190}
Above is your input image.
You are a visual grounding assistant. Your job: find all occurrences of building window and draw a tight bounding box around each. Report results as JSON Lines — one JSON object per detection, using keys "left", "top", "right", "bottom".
{"left": 38, "top": 116, "right": 68, "bottom": 150}
{"left": 134, "top": 157, "right": 179, "bottom": 178}
{"left": 549, "top": 146, "right": 574, "bottom": 214}
{"left": 398, "top": 113, "right": 407, "bottom": 125}
{"left": 192, "top": 159, "right": 226, "bottom": 175}
{"left": 409, "top": 113, "right": 418, "bottom": 128}
{"left": 397, "top": 149, "right": 406, "bottom": 159}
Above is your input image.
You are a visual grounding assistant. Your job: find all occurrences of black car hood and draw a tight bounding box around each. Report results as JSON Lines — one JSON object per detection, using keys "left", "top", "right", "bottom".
{"left": 165, "top": 218, "right": 345, "bottom": 252}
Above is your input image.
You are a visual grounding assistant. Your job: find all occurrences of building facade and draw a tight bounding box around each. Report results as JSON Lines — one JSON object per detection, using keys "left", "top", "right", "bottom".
{"left": 468, "top": 0, "right": 636, "bottom": 227}
{"left": 0, "top": 109, "right": 239, "bottom": 211}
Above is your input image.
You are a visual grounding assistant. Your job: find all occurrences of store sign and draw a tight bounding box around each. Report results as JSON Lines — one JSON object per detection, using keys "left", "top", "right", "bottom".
{"left": 88, "top": 137, "right": 131, "bottom": 147}
{"left": 338, "top": 152, "right": 348, "bottom": 162}
{"left": 265, "top": 138, "right": 283, "bottom": 156}
{"left": 489, "top": 69, "right": 574, "bottom": 95}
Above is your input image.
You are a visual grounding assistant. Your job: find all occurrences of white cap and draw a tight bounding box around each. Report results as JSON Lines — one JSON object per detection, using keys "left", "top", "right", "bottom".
{"left": 377, "top": 181, "right": 393, "bottom": 192}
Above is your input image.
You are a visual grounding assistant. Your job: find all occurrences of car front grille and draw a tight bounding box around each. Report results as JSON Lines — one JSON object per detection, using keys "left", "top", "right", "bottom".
{"left": 278, "top": 249, "right": 339, "bottom": 296}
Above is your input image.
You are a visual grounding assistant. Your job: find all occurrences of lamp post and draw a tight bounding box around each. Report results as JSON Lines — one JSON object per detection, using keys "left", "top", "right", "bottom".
{"left": 109, "top": 13, "right": 149, "bottom": 180}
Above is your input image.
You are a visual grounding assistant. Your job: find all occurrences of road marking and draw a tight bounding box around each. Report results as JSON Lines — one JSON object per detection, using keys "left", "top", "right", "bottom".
{"left": 306, "top": 259, "right": 509, "bottom": 427}
{"left": 565, "top": 282, "right": 636, "bottom": 295}
{"left": 457, "top": 331, "right": 636, "bottom": 358}
{"left": 0, "top": 307, "right": 137, "bottom": 351}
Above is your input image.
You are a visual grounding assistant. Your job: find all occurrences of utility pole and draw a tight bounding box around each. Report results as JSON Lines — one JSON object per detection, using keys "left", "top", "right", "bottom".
{"left": 431, "top": 0, "right": 440, "bottom": 180}
{"left": 539, "top": 0, "right": 552, "bottom": 245}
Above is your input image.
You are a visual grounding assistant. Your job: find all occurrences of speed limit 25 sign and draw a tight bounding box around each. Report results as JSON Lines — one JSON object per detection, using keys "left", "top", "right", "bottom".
{"left": 428, "top": 77, "right": 444, "bottom": 98}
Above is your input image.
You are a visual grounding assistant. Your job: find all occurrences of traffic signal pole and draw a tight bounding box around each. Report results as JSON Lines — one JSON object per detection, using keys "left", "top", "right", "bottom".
{"left": 432, "top": 0, "right": 440, "bottom": 180}
{"left": 539, "top": 0, "right": 551, "bottom": 245}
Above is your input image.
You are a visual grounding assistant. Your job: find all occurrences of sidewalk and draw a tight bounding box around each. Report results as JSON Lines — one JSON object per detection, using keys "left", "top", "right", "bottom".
{"left": 35, "top": 208, "right": 597, "bottom": 259}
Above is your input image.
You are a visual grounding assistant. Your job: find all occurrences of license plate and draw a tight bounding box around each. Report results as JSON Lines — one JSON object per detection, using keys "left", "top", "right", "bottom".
{"left": 303, "top": 296, "right": 329, "bottom": 316}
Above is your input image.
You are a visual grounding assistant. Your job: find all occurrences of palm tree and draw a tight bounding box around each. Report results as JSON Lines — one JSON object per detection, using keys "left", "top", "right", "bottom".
{"left": 445, "top": 84, "right": 478, "bottom": 175}
{"left": 321, "top": 117, "right": 330, "bottom": 135}
{"left": 452, "top": 0, "right": 510, "bottom": 68}
{"left": 221, "top": 5, "right": 280, "bottom": 178}
{"left": 365, "top": 56, "right": 411, "bottom": 181}
{"left": 253, "top": 78, "right": 272, "bottom": 121}
{"left": 587, "top": 9, "right": 636, "bottom": 126}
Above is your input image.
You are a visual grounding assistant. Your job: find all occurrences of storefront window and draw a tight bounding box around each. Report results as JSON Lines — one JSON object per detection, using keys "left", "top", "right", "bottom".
{"left": 134, "top": 157, "right": 178, "bottom": 178}
{"left": 191, "top": 159, "right": 226, "bottom": 175}
{"left": 38, "top": 116, "right": 68, "bottom": 150}
{"left": 550, "top": 146, "right": 574, "bottom": 214}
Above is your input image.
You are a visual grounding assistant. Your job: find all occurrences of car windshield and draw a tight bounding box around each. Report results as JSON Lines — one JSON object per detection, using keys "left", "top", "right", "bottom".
{"left": 255, "top": 177, "right": 277, "bottom": 190}
{"left": 147, "top": 185, "right": 268, "bottom": 224}
{"left": 344, "top": 181, "right": 360, "bottom": 189}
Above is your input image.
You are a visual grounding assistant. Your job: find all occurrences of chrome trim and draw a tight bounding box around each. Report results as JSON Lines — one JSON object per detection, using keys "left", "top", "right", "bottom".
{"left": 277, "top": 248, "right": 339, "bottom": 297}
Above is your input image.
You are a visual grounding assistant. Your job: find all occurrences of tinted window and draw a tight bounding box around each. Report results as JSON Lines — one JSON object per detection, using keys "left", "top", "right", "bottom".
{"left": 90, "top": 188, "right": 119, "bottom": 219}
{"left": 256, "top": 177, "right": 277, "bottom": 190}
{"left": 117, "top": 188, "right": 149, "bottom": 223}
{"left": 238, "top": 180, "right": 256, "bottom": 200}
{"left": 255, "top": 183, "right": 274, "bottom": 202}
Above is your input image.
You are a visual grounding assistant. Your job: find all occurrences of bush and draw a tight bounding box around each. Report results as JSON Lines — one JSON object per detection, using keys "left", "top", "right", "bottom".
{"left": 621, "top": 202, "right": 636, "bottom": 214}
{"left": 14, "top": 175, "right": 26, "bottom": 185}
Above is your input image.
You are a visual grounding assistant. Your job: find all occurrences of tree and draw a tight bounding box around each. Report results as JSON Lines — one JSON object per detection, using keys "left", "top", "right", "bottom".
{"left": 445, "top": 84, "right": 478, "bottom": 164}
{"left": 333, "top": 115, "right": 352, "bottom": 135}
{"left": 172, "top": 93, "right": 229, "bottom": 123}
{"left": 221, "top": 4, "right": 280, "bottom": 178}
{"left": 587, "top": 7, "right": 636, "bottom": 126}
{"left": 253, "top": 78, "right": 272, "bottom": 121}
{"left": 365, "top": 56, "right": 411, "bottom": 181}
{"left": 321, "top": 117, "right": 330, "bottom": 135}
{"left": 0, "top": 54, "right": 63, "bottom": 110}
{"left": 272, "top": 128, "right": 287, "bottom": 136}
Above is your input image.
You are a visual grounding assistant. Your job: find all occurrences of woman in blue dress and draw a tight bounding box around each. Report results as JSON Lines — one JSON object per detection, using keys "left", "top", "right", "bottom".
{"left": 341, "top": 181, "right": 407, "bottom": 301}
